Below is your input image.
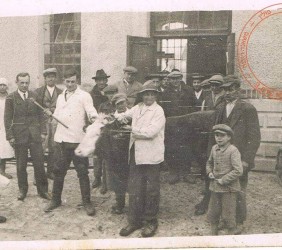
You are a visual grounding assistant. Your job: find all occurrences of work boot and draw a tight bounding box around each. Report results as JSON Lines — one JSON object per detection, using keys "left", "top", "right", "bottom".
{"left": 119, "top": 223, "right": 142, "bottom": 237}
{"left": 84, "top": 201, "right": 96, "bottom": 216}
{"left": 233, "top": 223, "right": 244, "bottom": 235}
{"left": 210, "top": 223, "right": 219, "bottom": 235}
{"left": 141, "top": 220, "right": 158, "bottom": 238}
{"left": 0, "top": 164, "right": 12, "bottom": 179}
{"left": 111, "top": 195, "right": 125, "bottom": 214}
{"left": 17, "top": 191, "right": 27, "bottom": 201}
{"left": 44, "top": 199, "right": 62, "bottom": 212}
{"left": 39, "top": 192, "right": 52, "bottom": 200}
{"left": 0, "top": 216, "right": 7, "bottom": 223}
{"left": 167, "top": 173, "right": 180, "bottom": 185}
{"left": 92, "top": 177, "right": 101, "bottom": 189}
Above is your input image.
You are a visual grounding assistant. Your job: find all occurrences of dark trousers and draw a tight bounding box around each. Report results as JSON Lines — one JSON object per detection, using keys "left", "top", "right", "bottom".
{"left": 207, "top": 191, "right": 237, "bottom": 229}
{"left": 128, "top": 163, "right": 161, "bottom": 226}
{"left": 93, "top": 155, "right": 103, "bottom": 179}
{"left": 52, "top": 142, "right": 91, "bottom": 204}
{"left": 15, "top": 142, "right": 48, "bottom": 195}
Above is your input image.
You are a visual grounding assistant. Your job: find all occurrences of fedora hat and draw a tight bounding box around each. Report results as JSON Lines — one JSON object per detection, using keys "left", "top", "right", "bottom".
{"left": 92, "top": 69, "right": 110, "bottom": 80}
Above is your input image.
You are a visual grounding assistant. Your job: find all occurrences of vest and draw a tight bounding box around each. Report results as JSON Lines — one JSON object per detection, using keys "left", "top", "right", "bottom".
{"left": 42, "top": 87, "right": 59, "bottom": 113}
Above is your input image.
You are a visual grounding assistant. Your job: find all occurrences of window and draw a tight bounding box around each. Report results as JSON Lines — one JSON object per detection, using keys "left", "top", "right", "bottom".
{"left": 43, "top": 13, "right": 81, "bottom": 83}
{"left": 151, "top": 11, "right": 232, "bottom": 36}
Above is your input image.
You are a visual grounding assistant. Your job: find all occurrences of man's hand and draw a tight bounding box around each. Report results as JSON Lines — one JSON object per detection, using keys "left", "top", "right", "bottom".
{"left": 89, "top": 116, "right": 96, "bottom": 123}
{"left": 242, "top": 161, "right": 249, "bottom": 174}
{"left": 43, "top": 109, "right": 53, "bottom": 117}
{"left": 9, "top": 138, "right": 15, "bottom": 148}
{"left": 208, "top": 172, "right": 215, "bottom": 179}
{"left": 41, "top": 134, "right": 47, "bottom": 143}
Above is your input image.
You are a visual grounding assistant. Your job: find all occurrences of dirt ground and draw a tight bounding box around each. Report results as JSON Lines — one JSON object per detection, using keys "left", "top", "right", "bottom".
{"left": 0, "top": 163, "right": 281, "bottom": 241}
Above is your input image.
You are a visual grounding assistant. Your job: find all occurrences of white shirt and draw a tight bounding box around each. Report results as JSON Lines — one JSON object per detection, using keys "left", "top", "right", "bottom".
{"left": 46, "top": 85, "right": 55, "bottom": 97}
{"left": 226, "top": 99, "right": 237, "bottom": 117}
{"left": 53, "top": 87, "right": 98, "bottom": 143}
{"left": 17, "top": 89, "right": 28, "bottom": 100}
{"left": 195, "top": 89, "right": 203, "bottom": 99}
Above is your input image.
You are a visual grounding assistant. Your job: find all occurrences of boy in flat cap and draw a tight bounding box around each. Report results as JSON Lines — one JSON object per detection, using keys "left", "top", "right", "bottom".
{"left": 207, "top": 124, "right": 243, "bottom": 235}
{"left": 35, "top": 68, "right": 62, "bottom": 180}
{"left": 114, "top": 66, "right": 142, "bottom": 108}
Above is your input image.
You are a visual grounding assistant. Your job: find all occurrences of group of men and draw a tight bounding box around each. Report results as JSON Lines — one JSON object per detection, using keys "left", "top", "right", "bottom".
{"left": 0, "top": 65, "right": 260, "bottom": 236}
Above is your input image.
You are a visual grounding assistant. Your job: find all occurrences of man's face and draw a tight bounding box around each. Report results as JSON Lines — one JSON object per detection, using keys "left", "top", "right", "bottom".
{"left": 64, "top": 75, "right": 78, "bottom": 92}
{"left": 211, "top": 83, "right": 223, "bottom": 95}
{"left": 17, "top": 76, "right": 30, "bottom": 93}
{"left": 224, "top": 84, "right": 240, "bottom": 102}
{"left": 151, "top": 78, "right": 161, "bottom": 88}
{"left": 95, "top": 78, "right": 108, "bottom": 91}
{"left": 193, "top": 79, "right": 202, "bottom": 92}
{"left": 215, "top": 132, "right": 231, "bottom": 147}
{"left": 161, "top": 77, "right": 169, "bottom": 89}
{"left": 142, "top": 91, "right": 157, "bottom": 106}
{"left": 116, "top": 100, "right": 127, "bottom": 113}
{"left": 44, "top": 73, "right": 57, "bottom": 87}
{"left": 170, "top": 78, "right": 181, "bottom": 89}
{"left": 124, "top": 72, "right": 136, "bottom": 84}
{"left": 0, "top": 84, "right": 7, "bottom": 94}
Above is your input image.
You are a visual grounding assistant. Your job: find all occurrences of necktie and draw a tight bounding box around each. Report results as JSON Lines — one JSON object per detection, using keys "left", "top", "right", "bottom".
{"left": 23, "top": 93, "right": 26, "bottom": 100}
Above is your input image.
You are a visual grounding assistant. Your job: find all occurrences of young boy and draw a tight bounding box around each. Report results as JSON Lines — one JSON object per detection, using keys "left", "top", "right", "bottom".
{"left": 206, "top": 124, "right": 243, "bottom": 235}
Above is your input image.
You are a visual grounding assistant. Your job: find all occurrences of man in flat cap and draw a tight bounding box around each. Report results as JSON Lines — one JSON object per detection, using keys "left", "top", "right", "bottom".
{"left": 195, "top": 75, "right": 261, "bottom": 234}
{"left": 90, "top": 69, "right": 109, "bottom": 111}
{"left": 4, "top": 72, "right": 49, "bottom": 201}
{"left": 114, "top": 66, "right": 142, "bottom": 108}
{"left": 34, "top": 68, "right": 62, "bottom": 180}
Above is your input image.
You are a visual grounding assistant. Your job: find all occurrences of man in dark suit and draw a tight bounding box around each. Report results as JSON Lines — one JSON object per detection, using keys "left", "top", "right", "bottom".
{"left": 195, "top": 76, "right": 261, "bottom": 234}
{"left": 192, "top": 74, "right": 206, "bottom": 108}
{"left": 34, "top": 68, "right": 62, "bottom": 180}
{"left": 4, "top": 72, "right": 50, "bottom": 201}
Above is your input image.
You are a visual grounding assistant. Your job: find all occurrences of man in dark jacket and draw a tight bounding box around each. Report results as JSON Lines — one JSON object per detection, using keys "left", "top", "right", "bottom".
{"left": 89, "top": 69, "right": 110, "bottom": 189}
{"left": 195, "top": 75, "right": 261, "bottom": 234}
{"left": 4, "top": 72, "right": 49, "bottom": 201}
{"left": 34, "top": 68, "right": 62, "bottom": 180}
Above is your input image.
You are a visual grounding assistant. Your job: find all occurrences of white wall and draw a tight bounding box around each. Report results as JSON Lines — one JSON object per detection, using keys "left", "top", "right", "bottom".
{"left": 0, "top": 16, "right": 43, "bottom": 91}
{"left": 81, "top": 12, "right": 149, "bottom": 91}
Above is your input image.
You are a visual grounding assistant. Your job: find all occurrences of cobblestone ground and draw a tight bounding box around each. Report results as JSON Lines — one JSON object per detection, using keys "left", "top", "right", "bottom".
{"left": 0, "top": 163, "right": 281, "bottom": 241}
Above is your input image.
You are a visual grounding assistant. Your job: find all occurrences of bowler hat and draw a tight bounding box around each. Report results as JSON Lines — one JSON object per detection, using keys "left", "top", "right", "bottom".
{"left": 123, "top": 66, "right": 138, "bottom": 74}
{"left": 43, "top": 68, "right": 57, "bottom": 77}
{"left": 212, "top": 124, "right": 234, "bottom": 137}
{"left": 138, "top": 81, "right": 161, "bottom": 94}
{"left": 92, "top": 69, "right": 110, "bottom": 80}
{"left": 111, "top": 93, "right": 127, "bottom": 105}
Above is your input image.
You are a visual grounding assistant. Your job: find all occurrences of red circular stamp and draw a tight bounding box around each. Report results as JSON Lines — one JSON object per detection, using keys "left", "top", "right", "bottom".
{"left": 237, "top": 3, "right": 282, "bottom": 99}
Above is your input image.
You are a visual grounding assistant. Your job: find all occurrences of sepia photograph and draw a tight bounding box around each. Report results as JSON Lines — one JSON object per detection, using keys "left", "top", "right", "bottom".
{"left": 0, "top": 0, "right": 281, "bottom": 249}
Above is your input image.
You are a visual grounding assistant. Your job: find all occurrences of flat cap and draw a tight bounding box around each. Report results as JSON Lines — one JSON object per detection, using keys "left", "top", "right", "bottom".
{"left": 43, "top": 68, "right": 57, "bottom": 76}
{"left": 191, "top": 73, "right": 204, "bottom": 79}
{"left": 222, "top": 75, "right": 241, "bottom": 88}
{"left": 212, "top": 124, "right": 234, "bottom": 137}
{"left": 0, "top": 77, "right": 8, "bottom": 86}
{"left": 111, "top": 93, "right": 127, "bottom": 105}
{"left": 167, "top": 71, "right": 183, "bottom": 79}
{"left": 123, "top": 66, "right": 138, "bottom": 74}
{"left": 138, "top": 81, "right": 161, "bottom": 94}
{"left": 103, "top": 84, "right": 118, "bottom": 93}
{"left": 208, "top": 75, "right": 224, "bottom": 85}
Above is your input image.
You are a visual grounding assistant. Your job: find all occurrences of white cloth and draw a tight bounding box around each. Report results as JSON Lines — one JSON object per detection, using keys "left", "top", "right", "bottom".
{"left": 195, "top": 89, "right": 203, "bottom": 99}
{"left": 17, "top": 89, "right": 28, "bottom": 100}
{"left": 53, "top": 87, "right": 98, "bottom": 143}
{"left": 46, "top": 86, "right": 55, "bottom": 97}
{"left": 117, "top": 101, "right": 166, "bottom": 165}
{"left": 226, "top": 100, "right": 237, "bottom": 117}
{"left": 0, "top": 97, "right": 14, "bottom": 158}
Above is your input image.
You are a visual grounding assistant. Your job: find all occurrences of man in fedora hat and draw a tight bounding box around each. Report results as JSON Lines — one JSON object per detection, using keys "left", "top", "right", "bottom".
{"left": 114, "top": 66, "right": 142, "bottom": 108}
{"left": 34, "top": 68, "right": 62, "bottom": 180}
{"left": 116, "top": 82, "right": 165, "bottom": 237}
{"left": 90, "top": 69, "right": 110, "bottom": 111}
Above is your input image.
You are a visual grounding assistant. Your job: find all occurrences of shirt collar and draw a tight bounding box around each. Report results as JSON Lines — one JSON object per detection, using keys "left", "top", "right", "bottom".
{"left": 195, "top": 89, "right": 203, "bottom": 98}
{"left": 18, "top": 89, "right": 28, "bottom": 99}
{"left": 215, "top": 142, "right": 231, "bottom": 152}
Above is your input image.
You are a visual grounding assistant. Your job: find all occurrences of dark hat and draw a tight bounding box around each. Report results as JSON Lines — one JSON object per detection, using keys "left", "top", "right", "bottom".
{"left": 222, "top": 75, "right": 241, "bottom": 88}
{"left": 103, "top": 84, "right": 118, "bottom": 93}
{"left": 208, "top": 75, "right": 224, "bottom": 85}
{"left": 138, "top": 81, "right": 161, "bottom": 94}
{"left": 111, "top": 93, "right": 127, "bottom": 105}
{"left": 212, "top": 124, "right": 234, "bottom": 137}
{"left": 43, "top": 68, "right": 57, "bottom": 77}
{"left": 92, "top": 69, "right": 110, "bottom": 80}
{"left": 123, "top": 66, "right": 138, "bottom": 74}
{"left": 167, "top": 71, "right": 183, "bottom": 79}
